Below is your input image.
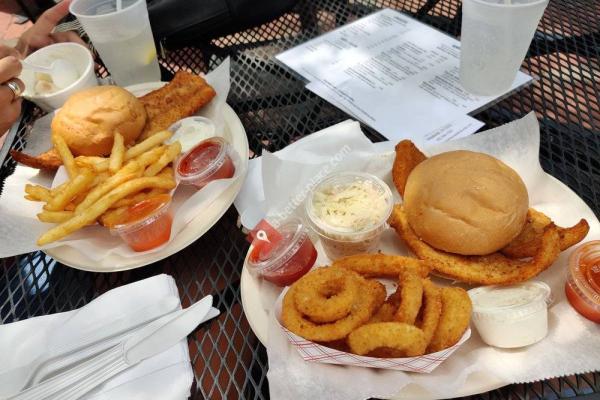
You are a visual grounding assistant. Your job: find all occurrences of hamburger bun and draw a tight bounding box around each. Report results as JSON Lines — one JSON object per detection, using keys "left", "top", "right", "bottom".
{"left": 403, "top": 150, "right": 529, "bottom": 255}
{"left": 51, "top": 86, "right": 147, "bottom": 156}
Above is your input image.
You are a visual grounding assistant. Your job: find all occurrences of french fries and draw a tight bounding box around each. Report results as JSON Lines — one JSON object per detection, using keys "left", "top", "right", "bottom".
{"left": 25, "top": 184, "right": 52, "bottom": 202}
{"left": 28, "top": 129, "right": 181, "bottom": 246}
{"left": 125, "top": 130, "right": 172, "bottom": 160}
{"left": 52, "top": 134, "right": 77, "bottom": 178}
{"left": 44, "top": 168, "right": 95, "bottom": 211}
{"left": 37, "top": 210, "right": 75, "bottom": 223}
{"left": 109, "top": 132, "right": 125, "bottom": 174}
{"left": 37, "top": 176, "right": 176, "bottom": 245}
{"left": 144, "top": 141, "right": 181, "bottom": 177}
{"left": 74, "top": 161, "right": 141, "bottom": 213}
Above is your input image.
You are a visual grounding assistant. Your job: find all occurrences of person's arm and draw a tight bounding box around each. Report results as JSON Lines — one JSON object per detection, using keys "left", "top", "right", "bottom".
{"left": 15, "top": 0, "right": 86, "bottom": 57}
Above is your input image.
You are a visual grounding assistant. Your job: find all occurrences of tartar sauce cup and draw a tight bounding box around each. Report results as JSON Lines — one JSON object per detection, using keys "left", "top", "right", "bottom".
{"left": 468, "top": 281, "right": 552, "bottom": 348}
{"left": 110, "top": 194, "right": 173, "bottom": 252}
{"left": 167, "top": 116, "right": 216, "bottom": 153}
{"left": 247, "top": 219, "right": 317, "bottom": 287}
{"left": 175, "top": 136, "right": 236, "bottom": 189}
{"left": 305, "top": 172, "right": 393, "bottom": 260}
{"left": 565, "top": 241, "right": 600, "bottom": 323}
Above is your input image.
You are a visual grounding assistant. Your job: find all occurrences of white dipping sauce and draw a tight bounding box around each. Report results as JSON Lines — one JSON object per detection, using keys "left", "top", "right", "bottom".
{"left": 168, "top": 117, "right": 216, "bottom": 153}
{"left": 468, "top": 281, "right": 551, "bottom": 348}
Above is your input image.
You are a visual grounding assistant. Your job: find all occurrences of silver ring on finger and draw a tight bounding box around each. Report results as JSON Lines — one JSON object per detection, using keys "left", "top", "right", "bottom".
{"left": 5, "top": 79, "right": 22, "bottom": 101}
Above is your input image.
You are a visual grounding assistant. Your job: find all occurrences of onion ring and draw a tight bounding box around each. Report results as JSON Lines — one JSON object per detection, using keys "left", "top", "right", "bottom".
{"left": 332, "top": 254, "right": 431, "bottom": 278}
{"left": 282, "top": 268, "right": 385, "bottom": 342}
{"left": 347, "top": 322, "right": 427, "bottom": 356}
{"left": 394, "top": 271, "right": 423, "bottom": 324}
{"left": 427, "top": 287, "right": 472, "bottom": 353}
{"left": 294, "top": 267, "right": 361, "bottom": 323}
{"left": 415, "top": 279, "right": 442, "bottom": 352}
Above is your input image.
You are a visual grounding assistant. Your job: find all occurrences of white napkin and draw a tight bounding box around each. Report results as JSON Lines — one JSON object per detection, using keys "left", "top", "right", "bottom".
{"left": 236, "top": 113, "right": 600, "bottom": 400}
{"left": 0, "top": 58, "right": 248, "bottom": 259}
{"left": 0, "top": 274, "right": 219, "bottom": 400}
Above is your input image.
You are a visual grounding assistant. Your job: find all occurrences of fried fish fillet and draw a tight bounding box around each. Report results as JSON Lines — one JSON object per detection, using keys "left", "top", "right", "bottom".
{"left": 501, "top": 208, "right": 589, "bottom": 258}
{"left": 9, "top": 148, "right": 62, "bottom": 170}
{"left": 138, "top": 70, "right": 216, "bottom": 140}
{"left": 389, "top": 205, "right": 561, "bottom": 285}
{"left": 392, "top": 139, "right": 427, "bottom": 197}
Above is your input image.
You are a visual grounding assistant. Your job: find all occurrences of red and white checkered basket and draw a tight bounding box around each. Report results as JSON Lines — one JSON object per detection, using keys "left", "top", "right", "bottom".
{"left": 275, "top": 290, "right": 471, "bottom": 373}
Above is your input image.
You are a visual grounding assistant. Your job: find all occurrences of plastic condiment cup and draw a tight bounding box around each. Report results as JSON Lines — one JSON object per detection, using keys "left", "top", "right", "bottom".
{"left": 565, "top": 241, "right": 600, "bottom": 323}
{"left": 305, "top": 172, "right": 393, "bottom": 260}
{"left": 247, "top": 219, "right": 317, "bottom": 287}
{"left": 20, "top": 43, "right": 97, "bottom": 112}
{"left": 110, "top": 197, "right": 173, "bottom": 252}
{"left": 468, "top": 281, "right": 551, "bottom": 348}
{"left": 167, "top": 116, "right": 216, "bottom": 153}
{"left": 175, "top": 137, "right": 236, "bottom": 189}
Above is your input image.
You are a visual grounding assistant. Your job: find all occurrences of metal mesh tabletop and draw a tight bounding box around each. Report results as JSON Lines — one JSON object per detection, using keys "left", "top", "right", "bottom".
{"left": 1, "top": 0, "right": 599, "bottom": 398}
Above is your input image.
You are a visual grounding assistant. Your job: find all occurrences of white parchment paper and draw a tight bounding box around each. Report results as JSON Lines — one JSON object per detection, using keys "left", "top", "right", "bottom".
{"left": 0, "top": 58, "right": 247, "bottom": 259}
{"left": 235, "top": 113, "right": 600, "bottom": 400}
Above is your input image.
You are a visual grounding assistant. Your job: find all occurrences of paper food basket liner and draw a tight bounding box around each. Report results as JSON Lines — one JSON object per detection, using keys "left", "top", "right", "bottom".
{"left": 274, "top": 288, "right": 471, "bottom": 373}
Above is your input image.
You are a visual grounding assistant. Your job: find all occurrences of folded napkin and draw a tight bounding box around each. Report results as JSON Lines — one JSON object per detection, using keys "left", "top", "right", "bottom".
{"left": 0, "top": 274, "right": 218, "bottom": 400}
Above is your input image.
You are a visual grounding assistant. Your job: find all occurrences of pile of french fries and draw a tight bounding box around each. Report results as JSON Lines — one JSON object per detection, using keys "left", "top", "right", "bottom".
{"left": 25, "top": 130, "right": 181, "bottom": 246}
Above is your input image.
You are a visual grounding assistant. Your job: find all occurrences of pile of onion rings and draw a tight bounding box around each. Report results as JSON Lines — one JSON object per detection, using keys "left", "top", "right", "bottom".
{"left": 281, "top": 264, "right": 472, "bottom": 357}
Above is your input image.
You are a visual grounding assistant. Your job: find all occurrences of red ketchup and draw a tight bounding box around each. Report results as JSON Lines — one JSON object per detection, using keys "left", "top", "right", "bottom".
{"left": 247, "top": 219, "right": 317, "bottom": 287}
{"left": 565, "top": 241, "right": 600, "bottom": 323}
{"left": 176, "top": 137, "right": 235, "bottom": 189}
{"left": 110, "top": 194, "right": 173, "bottom": 252}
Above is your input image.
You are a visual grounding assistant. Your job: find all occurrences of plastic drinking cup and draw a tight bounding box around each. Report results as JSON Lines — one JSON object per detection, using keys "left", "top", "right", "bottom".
{"left": 459, "top": 0, "right": 548, "bottom": 96}
{"left": 70, "top": 0, "right": 161, "bottom": 86}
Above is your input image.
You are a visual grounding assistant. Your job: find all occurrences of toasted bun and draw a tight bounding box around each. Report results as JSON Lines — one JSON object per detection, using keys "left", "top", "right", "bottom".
{"left": 51, "top": 86, "right": 147, "bottom": 156}
{"left": 403, "top": 150, "right": 529, "bottom": 255}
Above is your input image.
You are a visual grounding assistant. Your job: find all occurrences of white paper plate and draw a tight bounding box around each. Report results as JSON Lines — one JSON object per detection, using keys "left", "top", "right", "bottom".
{"left": 240, "top": 172, "right": 599, "bottom": 399}
{"left": 44, "top": 82, "right": 249, "bottom": 272}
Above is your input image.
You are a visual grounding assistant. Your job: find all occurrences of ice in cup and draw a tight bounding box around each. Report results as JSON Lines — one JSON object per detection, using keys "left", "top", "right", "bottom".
{"left": 110, "top": 194, "right": 173, "bottom": 252}
{"left": 305, "top": 172, "right": 393, "bottom": 260}
{"left": 459, "top": 0, "right": 549, "bottom": 95}
{"left": 70, "top": 0, "right": 161, "bottom": 86}
{"left": 175, "top": 137, "right": 236, "bottom": 189}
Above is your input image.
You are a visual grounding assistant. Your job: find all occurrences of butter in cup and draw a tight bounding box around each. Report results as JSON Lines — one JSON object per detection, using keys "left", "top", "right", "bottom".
{"left": 305, "top": 172, "right": 393, "bottom": 260}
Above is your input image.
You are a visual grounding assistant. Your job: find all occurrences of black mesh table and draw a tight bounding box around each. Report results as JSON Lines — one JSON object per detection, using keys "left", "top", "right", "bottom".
{"left": 1, "top": 0, "right": 599, "bottom": 399}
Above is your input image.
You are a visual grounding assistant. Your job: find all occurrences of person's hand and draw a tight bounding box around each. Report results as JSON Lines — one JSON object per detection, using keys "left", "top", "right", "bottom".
{"left": 0, "top": 46, "right": 25, "bottom": 134}
{"left": 16, "top": 0, "right": 86, "bottom": 57}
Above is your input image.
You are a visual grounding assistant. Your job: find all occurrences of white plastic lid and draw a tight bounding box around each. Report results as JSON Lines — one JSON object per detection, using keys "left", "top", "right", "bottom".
{"left": 468, "top": 281, "right": 552, "bottom": 321}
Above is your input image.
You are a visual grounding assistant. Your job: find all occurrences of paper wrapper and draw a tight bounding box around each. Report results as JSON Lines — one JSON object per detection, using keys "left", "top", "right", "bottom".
{"left": 274, "top": 287, "right": 471, "bottom": 373}
{"left": 0, "top": 58, "right": 247, "bottom": 260}
{"left": 235, "top": 113, "right": 600, "bottom": 400}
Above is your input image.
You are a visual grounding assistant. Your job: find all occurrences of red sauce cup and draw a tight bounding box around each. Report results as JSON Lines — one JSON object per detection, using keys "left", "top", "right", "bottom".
{"left": 247, "top": 219, "right": 317, "bottom": 287}
{"left": 110, "top": 195, "right": 173, "bottom": 252}
{"left": 175, "top": 137, "right": 235, "bottom": 189}
{"left": 565, "top": 240, "right": 600, "bottom": 323}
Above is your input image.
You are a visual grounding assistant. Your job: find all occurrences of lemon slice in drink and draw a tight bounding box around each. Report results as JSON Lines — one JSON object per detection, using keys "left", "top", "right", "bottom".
{"left": 142, "top": 45, "right": 157, "bottom": 65}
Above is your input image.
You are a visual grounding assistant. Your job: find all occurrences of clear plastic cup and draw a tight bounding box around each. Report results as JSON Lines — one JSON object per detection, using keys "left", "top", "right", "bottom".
{"left": 70, "top": 0, "right": 160, "bottom": 86}
{"left": 175, "top": 137, "right": 236, "bottom": 189}
{"left": 459, "top": 0, "right": 549, "bottom": 95}
{"left": 110, "top": 195, "right": 173, "bottom": 252}
{"left": 305, "top": 172, "right": 393, "bottom": 260}
{"left": 247, "top": 219, "right": 317, "bottom": 287}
